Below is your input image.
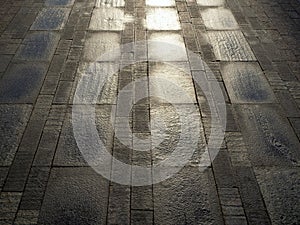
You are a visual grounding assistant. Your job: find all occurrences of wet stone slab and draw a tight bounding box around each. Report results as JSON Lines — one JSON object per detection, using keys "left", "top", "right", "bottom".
{"left": 254, "top": 168, "right": 300, "bottom": 225}
{"left": 146, "top": 8, "right": 181, "bottom": 30}
{"left": 38, "top": 167, "right": 109, "bottom": 225}
{"left": 0, "top": 105, "right": 32, "bottom": 166}
{"left": 83, "top": 32, "right": 120, "bottom": 61}
{"left": 197, "top": 0, "right": 224, "bottom": 6}
{"left": 146, "top": 0, "right": 175, "bottom": 7}
{"left": 234, "top": 105, "right": 300, "bottom": 167}
{"left": 31, "top": 8, "right": 70, "bottom": 30}
{"left": 221, "top": 63, "right": 276, "bottom": 103}
{"left": 89, "top": 8, "right": 126, "bottom": 31}
{"left": 148, "top": 32, "right": 188, "bottom": 61}
{"left": 208, "top": 31, "right": 256, "bottom": 61}
{"left": 0, "top": 63, "right": 48, "bottom": 103}
{"left": 45, "top": 0, "right": 75, "bottom": 6}
{"left": 154, "top": 167, "right": 223, "bottom": 225}
{"left": 96, "top": 0, "right": 125, "bottom": 7}
{"left": 15, "top": 32, "right": 60, "bottom": 61}
{"left": 201, "top": 8, "right": 239, "bottom": 30}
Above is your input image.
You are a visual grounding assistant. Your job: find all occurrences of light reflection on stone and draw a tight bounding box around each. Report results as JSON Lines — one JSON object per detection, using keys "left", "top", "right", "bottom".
{"left": 146, "top": 8, "right": 181, "bottom": 30}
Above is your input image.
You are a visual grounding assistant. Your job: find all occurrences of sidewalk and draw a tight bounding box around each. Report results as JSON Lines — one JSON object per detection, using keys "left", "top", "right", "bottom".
{"left": 0, "top": 0, "right": 299, "bottom": 224}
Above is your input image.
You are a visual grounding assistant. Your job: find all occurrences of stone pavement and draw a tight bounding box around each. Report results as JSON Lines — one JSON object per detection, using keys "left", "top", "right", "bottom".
{"left": 0, "top": 0, "right": 300, "bottom": 224}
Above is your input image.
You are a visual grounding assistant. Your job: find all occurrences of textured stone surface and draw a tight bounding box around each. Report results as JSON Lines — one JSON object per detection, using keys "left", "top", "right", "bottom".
{"left": 234, "top": 105, "right": 300, "bottom": 166}
{"left": 31, "top": 8, "right": 70, "bottom": 30}
{"left": 197, "top": 0, "right": 224, "bottom": 6}
{"left": 208, "top": 31, "right": 256, "bottom": 61}
{"left": 83, "top": 32, "right": 120, "bottom": 61}
{"left": 0, "top": 63, "right": 47, "bottom": 103}
{"left": 54, "top": 106, "right": 115, "bottom": 166}
{"left": 146, "top": 8, "right": 181, "bottom": 30}
{"left": 148, "top": 32, "right": 187, "bottom": 61}
{"left": 89, "top": 8, "right": 126, "bottom": 31}
{"left": 255, "top": 168, "right": 300, "bottom": 225}
{"left": 45, "top": 0, "right": 75, "bottom": 6}
{"left": 38, "top": 168, "right": 109, "bottom": 225}
{"left": 149, "top": 63, "right": 197, "bottom": 103}
{"left": 15, "top": 32, "right": 60, "bottom": 61}
{"left": 0, "top": 105, "right": 32, "bottom": 166}
{"left": 201, "top": 8, "right": 239, "bottom": 30}
{"left": 154, "top": 167, "right": 223, "bottom": 225}
{"left": 96, "top": 0, "right": 125, "bottom": 7}
{"left": 221, "top": 63, "right": 276, "bottom": 103}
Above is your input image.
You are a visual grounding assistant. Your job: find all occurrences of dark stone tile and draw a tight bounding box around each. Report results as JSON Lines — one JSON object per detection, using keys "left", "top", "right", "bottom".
{"left": 255, "top": 168, "right": 300, "bottom": 225}
{"left": 153, "top": 167, "right": 223, "bottom": 225}
{"left": 15, "top": 32, "right": 60, "bottom": 61}
{"left": 31, "top": 8, "right": 70, "bottom": 30}
{"left": 234, "top": 105, "right": 300, "bottom": 166}
{"left": 0, "top": 63, "right": 48, "bottom": 103}
{"left": 38, "top": 167, "right": 109, "bottom": 225}
{"left": 131, "top": 210, "right": 153, "bottom": 225}
{"left": 54, "top": 105, "right": 115, "bottom": 166}
{"left": 221, "top": 63, "right": 276, "bottom": 103}
{"left": 0, "top": 105, "right": 32, "bottom": 166}
{"left": 45, "top": 0, "right": 75, "bottom": 6}
{"left": 0, "top": 55, "right": 12, "bottom": 73}
{"left": 0, "top": 167, "right": 9, "bottom": 187}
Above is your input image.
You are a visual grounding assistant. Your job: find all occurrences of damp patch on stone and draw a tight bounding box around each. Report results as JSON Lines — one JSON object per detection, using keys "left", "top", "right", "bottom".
{"left": 197, "top": 0, "right": 224, "bottom": 6}
{"left": 146, "top": 0, "right": 175, "bottom": 7}
{"left": 96, "top": 0, "right": 125, "bottom": 7}
{"left": 146, "top": 8, "right": 181, "bottom": 30}
{"left": 89, "top": 8, "right": 129, "bottom": 31}
{"left": 148, "top": 32, "right": 188, "bottom": 61}
{"left": 0, "top": 105, "right": 32, "bottom": 166}
{"left": 234, "top": 105, "right": 300, "bottom": 167}
{"left": 201, "top": 8, "right": 239, "bottom": 30}
{"left": 0, "top": 63, "right": 48, "bottom": 103}
{"left": 221, "top": 63, "right": 276, "bottom": 103}
{"left": 45, "top": 0, "right": 75, "bottom": 6}
{"left": 31, "top": 8, "right": 70, "bottom": 30}
{"left": 83, "top": 32, "right": 120, "bottom": 61}
{"left": 15, "top": 32, "right": 60, "bottom": 61}
{"left": 208, "top": 31, "right": 256, "bottom": 61}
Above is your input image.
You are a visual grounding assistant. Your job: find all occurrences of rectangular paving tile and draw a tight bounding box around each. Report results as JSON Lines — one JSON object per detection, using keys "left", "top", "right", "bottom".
{"left": 149, "top": 62, "right": 197, "bottom": 104}
{"left": 45, "top": 0, "right": 75, "bottom": 6}
{"left": 146, "top": 0, "right": 175, "bottom": 7}
{"left": 0, "top": 105, "right": 32, "bottom": 166}
{"left": 254, "top": 168, "right": 300, "bottom": 225}
{"left": 221, "top": 63, "right": 276, "bottom": 103}
{"left": 0, "top": 63, "right": 48, "bottom": 103}
{"left": 38, "top": 167, "right": 109, "bottom": 225}
{"left": 89, "top": 8, "right": 126, "bottom": 31}
{"left": 154, "top": 167, "right": 223, "bottom": 225}
{"left": 54, "top": 105, "right": 115, "bottom": 166}
{"left": 146, "top": 8, "right": 181, "bottom": 30}
{"left": 208, "top": 31, "right": 256, "bottom": 61}
{"left": 234, "top": 105, "right": 300, "bottom": 166}
{"left": 96, "top": 0, "right": 125, "bottom": 7}
{"left": 15, "top": 32, "right": 60, "bottom": 61}
{"left": 201, "top": 8, "right": 239, "bottom": 30}
{"left": 148, "top": 32, "right": 188, "bottom": 61}
{"left": 83, "top": 32, "right": 120, "bottom": 61}
{"left": 197, "top": 0, "right": 224, "bottom": 6}
{"left": 31, "top": 8, "right": 70, "bottom": 30}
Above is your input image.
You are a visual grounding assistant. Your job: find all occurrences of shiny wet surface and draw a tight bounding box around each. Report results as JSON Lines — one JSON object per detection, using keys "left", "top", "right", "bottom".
{"left": 0, "top": 0, "right": 299, "bottom": 224}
